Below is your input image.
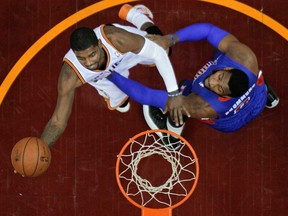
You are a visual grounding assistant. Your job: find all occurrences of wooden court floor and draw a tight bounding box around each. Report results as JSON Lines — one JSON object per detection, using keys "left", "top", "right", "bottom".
{"left": 0, "top": 0, "right": 287, "bottom": 215}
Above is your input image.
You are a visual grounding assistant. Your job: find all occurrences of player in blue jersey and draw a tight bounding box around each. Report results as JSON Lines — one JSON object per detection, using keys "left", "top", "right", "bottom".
{"left": 108, "top": 5, "right": 279, "bottom": 143}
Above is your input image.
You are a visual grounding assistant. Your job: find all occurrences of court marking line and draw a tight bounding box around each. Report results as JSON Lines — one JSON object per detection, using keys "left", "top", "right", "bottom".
{"left": 0, "top": 0, "right": 287, "bottom": 105}
{"left": 199, "top": 0, "right": 288, "bottom": 41}
{"left": 0, "top": 0, "right": 137, "bottom": 105}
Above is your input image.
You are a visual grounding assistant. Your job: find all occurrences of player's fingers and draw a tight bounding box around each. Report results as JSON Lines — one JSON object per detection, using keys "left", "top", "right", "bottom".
{"left": 172, "top": 109, "right": 180, "bottom": 126}
{"left": 182, "top": 107, "right": 191, "bottom": 118}
{"left": 178, "top": 109, "right": 184, "bottom": 125}
{"left": 163, "top": 107, "right": 168, "bottom": 114}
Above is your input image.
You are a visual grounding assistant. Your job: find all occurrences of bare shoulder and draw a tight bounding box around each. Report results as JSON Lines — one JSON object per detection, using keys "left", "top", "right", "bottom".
{"left": 60, "top": 62, "right": 80, "bottom": 81}
{"left": 58, "top": 62, "right": 82, "bottom": 94}
{"left": 185, "top": 93, "right": 218, "bottom": 118}
{"left": 103, "top": 25, "right": 144, "bottom": 53}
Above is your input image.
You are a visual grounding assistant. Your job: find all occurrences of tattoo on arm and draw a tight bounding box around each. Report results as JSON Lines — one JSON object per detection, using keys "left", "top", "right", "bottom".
{"left": 41, "top": 120, "right": 65, "bottom": 147}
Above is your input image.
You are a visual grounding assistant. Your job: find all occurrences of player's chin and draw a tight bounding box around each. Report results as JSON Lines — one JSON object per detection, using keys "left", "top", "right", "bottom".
{"left": 87, "top": 65, "right": 97, "bottom": 70}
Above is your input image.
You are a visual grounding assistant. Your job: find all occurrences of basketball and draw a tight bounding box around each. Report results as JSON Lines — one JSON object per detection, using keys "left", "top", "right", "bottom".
{"left": 11, "top": 137, "right": 51, "bottom": 177}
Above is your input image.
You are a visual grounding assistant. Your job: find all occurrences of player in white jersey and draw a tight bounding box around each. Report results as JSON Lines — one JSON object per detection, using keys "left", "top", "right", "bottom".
{"left": 40, "top": 4, "right": 184, "bottom": 147}
{"left": 64, "top": 23, "right": 158, "bottom": 109}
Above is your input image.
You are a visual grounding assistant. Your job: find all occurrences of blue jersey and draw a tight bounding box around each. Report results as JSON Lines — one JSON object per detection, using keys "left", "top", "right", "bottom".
{"left": 181, "top": 52, "right": 267, "bottom": 132}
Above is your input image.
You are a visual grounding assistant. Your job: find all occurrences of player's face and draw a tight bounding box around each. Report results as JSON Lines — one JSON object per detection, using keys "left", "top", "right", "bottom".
{"left": 205, "top": 70, "right": 232, "bottom": 96}
{"left": 74, "top": 44, "right": 105, "bottom": 70}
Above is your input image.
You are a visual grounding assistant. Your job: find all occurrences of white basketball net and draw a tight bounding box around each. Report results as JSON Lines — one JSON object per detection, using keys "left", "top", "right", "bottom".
{"left": 118, "top": 132, "right": 197, "bottom": 207}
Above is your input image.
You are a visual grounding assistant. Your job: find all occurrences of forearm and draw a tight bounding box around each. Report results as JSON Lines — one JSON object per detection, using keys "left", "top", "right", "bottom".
{"left": 40, "top": 120, "right": 66, "bottom": 147}
{"left": 138, "top": 38, "right": 178, "bottom": 93}
{"left": 171, "top": 23, "right": 229, "bottom": 48}
{"left": 108, "top": 72, "right": 167, "bottom": 109}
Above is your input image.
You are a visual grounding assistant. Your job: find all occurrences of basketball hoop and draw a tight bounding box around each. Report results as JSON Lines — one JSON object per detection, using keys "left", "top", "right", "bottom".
{"left": 115, "top": 129, "right": 199, "bottom": 216}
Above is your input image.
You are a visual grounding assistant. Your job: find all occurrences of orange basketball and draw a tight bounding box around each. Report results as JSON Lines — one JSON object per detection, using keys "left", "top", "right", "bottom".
{"left": 11, "top": 137, "right": 51, "bottom": 177}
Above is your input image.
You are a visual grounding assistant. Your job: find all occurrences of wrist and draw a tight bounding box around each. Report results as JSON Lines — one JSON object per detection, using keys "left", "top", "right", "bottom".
{"left": 168, "top": 90, "right": 181, "bottom": 97}
{"left": 168, "top": 34, "right": 177, "bottom": 46}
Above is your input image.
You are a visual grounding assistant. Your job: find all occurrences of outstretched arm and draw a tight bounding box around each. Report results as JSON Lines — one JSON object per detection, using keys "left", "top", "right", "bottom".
{"left": 108, "top": 72, "right": 190, "bottom": 126}
{"left": 172, "top": 23, "right": 229, "bottom": 48}
{"left": 147, "top": 23, "right": 229, "bottom": 51}
{"left": 108, "top": 72, "right": 217, "bottom": 119}
{"left": 174, "top": 23, "right": 258, "bottom": 74}
{"left": 108, "top": 72, "right": 168, "bottom": 109}
{"left": 148, "top": 23, "right": 258, "bottom": 75}
{"left": 40, "top": 62, "right": 82, "bottom": 147}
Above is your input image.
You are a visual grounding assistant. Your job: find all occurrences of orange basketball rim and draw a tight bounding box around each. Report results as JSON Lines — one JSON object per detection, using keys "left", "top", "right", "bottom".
{"left": 115, "top": 129, "right": 200, "bottom": 216}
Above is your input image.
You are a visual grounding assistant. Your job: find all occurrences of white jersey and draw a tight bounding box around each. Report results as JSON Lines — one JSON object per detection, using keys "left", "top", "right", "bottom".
{"left": 63, "top": 24, "right": 154, "bottom": 108}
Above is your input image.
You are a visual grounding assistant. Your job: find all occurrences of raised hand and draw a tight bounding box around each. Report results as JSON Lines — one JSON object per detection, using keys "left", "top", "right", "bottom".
{"left": 164, "top": 95, "right": 190, "bottom": 126}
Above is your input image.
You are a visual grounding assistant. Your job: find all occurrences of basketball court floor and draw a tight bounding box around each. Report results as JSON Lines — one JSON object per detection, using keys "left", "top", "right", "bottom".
{"left": 0, "top": 0, "right": 287, "bottom": 215}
